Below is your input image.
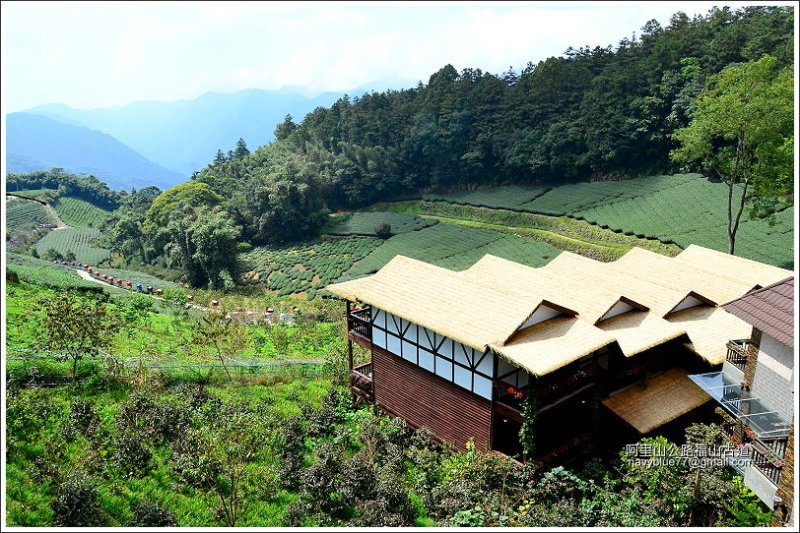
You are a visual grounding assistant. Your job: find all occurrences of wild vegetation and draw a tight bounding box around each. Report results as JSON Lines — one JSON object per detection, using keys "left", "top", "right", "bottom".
{"left": 48, "top": 6, "right": 787, "bottom": 288}
{"left": 5, "top": 272, "right": 773, "bottom": 527}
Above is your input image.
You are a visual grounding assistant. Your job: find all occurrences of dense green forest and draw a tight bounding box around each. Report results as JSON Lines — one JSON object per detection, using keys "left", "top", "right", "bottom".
{"left": 192, "top": 5, "right": 793, "bottom": 240}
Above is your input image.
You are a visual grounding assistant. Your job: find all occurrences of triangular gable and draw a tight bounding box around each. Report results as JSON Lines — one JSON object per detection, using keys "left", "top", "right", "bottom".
{"left": 505, "top": 299, "right": 578, "bottom": 345}
{"left": 595, "top": 296, "right": 649, "bottom": 324}
{"left": 665, "top": 291, "right": 716, "bottom": 316}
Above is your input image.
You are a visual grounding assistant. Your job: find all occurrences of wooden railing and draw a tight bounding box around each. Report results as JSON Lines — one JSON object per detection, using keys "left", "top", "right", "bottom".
{"left": 726, "top": 339, "right": 752, "bottom": 372}
{"left": 350, "top": 362, "right": 374, "bottom": 403}
{"left": 347, "top": 308, "right": 372, "bottom": 342}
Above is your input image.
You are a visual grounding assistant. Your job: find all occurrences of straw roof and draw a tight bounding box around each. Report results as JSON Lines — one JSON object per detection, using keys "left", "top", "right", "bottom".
{"left": 542, "top": 252, "right": 693, "bottom": 317}
{"left": 326, "top": 255, "right": 556, "bottom": 351}
{"left": 601, "top": 367, "right": 711, "bottom": 433}
{"left": 668, "top": 306, "right": 752, "bottom": 365}
{"left": 610, "top": 247, "right": 763, "bottom": 307}
{"left": 490, "top": 316, "right": 615, "bottom": 376}
{"left": 597, "top": 311, "right": 686, "bottom": 357}
{"left": 675, "top": 245, "right": 793, "bottom": 289}
{"left": 460, "top": 254, "right": 647, "bottom": 324}
{"left": 326, "top": 244, "right": 780, "bottom": 376}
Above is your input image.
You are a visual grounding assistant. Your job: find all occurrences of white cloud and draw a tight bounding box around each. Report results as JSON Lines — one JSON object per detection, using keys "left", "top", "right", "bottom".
{"left": 0, "top": 1, "right": 774, "bottom": 111}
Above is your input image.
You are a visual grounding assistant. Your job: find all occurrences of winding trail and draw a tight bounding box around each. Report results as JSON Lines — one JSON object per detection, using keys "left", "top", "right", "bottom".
{"left": 6, "top": 193, "right": 69, "bottom": 229}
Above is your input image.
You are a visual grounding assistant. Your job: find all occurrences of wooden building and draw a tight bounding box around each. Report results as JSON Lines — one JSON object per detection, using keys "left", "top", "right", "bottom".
{"left": 327, "top": 245, "right": 792, "bottom": 461}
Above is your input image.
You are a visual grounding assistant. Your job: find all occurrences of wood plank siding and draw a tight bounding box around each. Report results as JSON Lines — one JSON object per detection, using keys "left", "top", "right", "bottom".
{"left": 373, "top": 345, "right": 492, "bottom": 451}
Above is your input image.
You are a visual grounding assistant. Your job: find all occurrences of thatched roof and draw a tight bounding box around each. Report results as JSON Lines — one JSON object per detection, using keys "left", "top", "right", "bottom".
{"left": 491, "top": 316, "right": 615, "bottom": 376}
{"left": 327, "top": 255, "right": 565, "bottom": 351}
{"left": 669, "top": 306, "right": 753, "bottom": 365}
{"left": 602, "top": 367, "right": 711, "bottom": 433}
{"left": 460, "top": 254, "right": 648, "bottom": 324}
{"left": 327, "top": 245, "right": 785, "bottom": 375}
{"left": 676, "top": 245, "right": 793, "bottom": 289}
{"left": 542, "top": 251, "right": 695, "bottom": 317}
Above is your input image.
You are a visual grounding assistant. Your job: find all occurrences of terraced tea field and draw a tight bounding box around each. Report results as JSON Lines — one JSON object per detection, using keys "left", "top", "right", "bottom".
{"left": 35, "top": 227, "right": 111, "bottom": 265}
{"left": 6, "top": 198, "right": 53, "bottom": 232}
{"left": 52, "top": 197, "right": 112, "bottom": 228}
{"left": 427, "top": 174, "right": 794, "bottom": 268}
{"left": 423, "top": 184, "right": 550, "bottom": 209}
{"left": 240, "top": 236, "right": 382, "bottom": 298}
{"left": 340, "top": 223, "right": 559, "bottom": 280}
{"left": 328, "top": 211, "right": 437, "bottom": 236}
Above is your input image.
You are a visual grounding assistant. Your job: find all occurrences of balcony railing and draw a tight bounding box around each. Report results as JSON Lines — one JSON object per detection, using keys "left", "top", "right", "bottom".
{"left": 751, "top": 440, "right": 784, "bottom": 486}
{"left": 350, "top": 362, "right": 373, "bottom": 403}
{"left": 726, "top": 339, "right": 752, "bottom": 372}
{"left": 347, "top": 307, "right": 372, "bottom": 343}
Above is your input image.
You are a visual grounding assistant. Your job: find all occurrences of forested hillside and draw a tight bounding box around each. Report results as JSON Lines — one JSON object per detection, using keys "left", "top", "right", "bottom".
{"left": 193, "top": 6, "right": 793, "bottom": 231}
{"left": 273, "top": 6, "right": 794, "bottom": 204}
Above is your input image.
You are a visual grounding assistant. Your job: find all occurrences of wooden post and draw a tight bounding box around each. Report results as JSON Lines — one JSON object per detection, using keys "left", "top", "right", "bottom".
{"left": 346, "top": 300, "right": 353, "bottom": 371}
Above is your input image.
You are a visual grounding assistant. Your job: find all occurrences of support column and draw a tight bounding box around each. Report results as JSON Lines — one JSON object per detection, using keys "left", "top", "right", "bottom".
{"left": 742, "top": 327, "right": 762, "bottom": 390}
{"left": 773, "top": 418, "right": 794, "bottom": 527}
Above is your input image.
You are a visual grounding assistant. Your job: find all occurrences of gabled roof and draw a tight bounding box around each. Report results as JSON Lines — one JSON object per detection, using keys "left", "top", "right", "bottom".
{"left": 609, "top": 247, "right": 756, "bottom": 311}
{"left": 542, "top": 251, "right": 695, "bottom": 317}
{"left": 723, "top": 277, "right": 794, "bottom": 348}
{"left": 490, "top": 316, "right": 615, "bottom": 376}
{"left": 326, "top": 245, "right": 787, "bottom": 375}
{"left": 460, "top": 254, "right": 648, "bottom": 324}
{"left": 676, "top": 245, "right": 793, "bottom": 289}
{"left": 669, "top": 306, "right": 752, "bottom": 365}
{"left": 326, "top": 255, "right": 562, "bottom": 351}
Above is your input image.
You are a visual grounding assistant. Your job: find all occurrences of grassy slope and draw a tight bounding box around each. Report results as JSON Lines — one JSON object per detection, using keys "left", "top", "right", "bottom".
{"left": 340, "top": 223, "right": 559, "bottom": 280}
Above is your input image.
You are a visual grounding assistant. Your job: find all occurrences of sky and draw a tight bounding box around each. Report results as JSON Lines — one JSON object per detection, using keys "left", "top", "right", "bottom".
{"left": 0, "top": 1, "right": 767, "bottom": 112}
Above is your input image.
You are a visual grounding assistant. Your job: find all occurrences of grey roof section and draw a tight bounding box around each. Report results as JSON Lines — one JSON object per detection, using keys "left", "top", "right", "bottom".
{"left": 723, "top": 277, "right": 794, "bottom": 348}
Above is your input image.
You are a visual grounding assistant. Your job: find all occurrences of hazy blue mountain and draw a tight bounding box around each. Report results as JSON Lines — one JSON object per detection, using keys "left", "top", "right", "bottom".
{"left": 26, "top": 87, "right": 380, "bottom": 176}
{"left": 6, "top": 112, "right": 185, "bottom": 190}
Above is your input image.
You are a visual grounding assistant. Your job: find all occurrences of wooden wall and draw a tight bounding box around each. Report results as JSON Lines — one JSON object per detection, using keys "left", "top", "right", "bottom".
{"left": 373, "top": 345, "right": 492, "bottom": 451}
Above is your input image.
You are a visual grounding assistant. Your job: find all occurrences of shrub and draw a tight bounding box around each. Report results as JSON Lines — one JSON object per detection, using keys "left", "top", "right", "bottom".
{"left": 307, "top": 385, "right": 352, "bottom": 438}
{"left": 374, "top": 223, "right": 393, "bottom": 239}
{"left": 116, "top": 391, "right": 189, "bottom": 444}
{"left": 62, "top": 399, "right": 101, "bottom": 441}
{"left": 127, "top": 500, "right": 179, "bottom": 527}
{"left": 276, "top": 416, "right": 307, "bottom": 491}
{"left": 110, "top": 433, "right": 153, "bottom": 479}
{"left": 51, "top": 472, "right": 105, "bottom": 526}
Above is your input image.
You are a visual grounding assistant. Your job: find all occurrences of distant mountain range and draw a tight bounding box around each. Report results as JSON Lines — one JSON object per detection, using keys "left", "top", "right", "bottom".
{"left": 7, "top": 83, "right": 410, "bottom": 190}
{"left": 24, "top": 88, "right": 365, "bottom": 177}
{"left": 6, "top": 112, "right": 185, "bottom": 191}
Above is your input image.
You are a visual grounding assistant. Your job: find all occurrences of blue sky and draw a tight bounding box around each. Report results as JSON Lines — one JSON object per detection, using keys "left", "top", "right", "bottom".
{"left": 1, "top": 1, "right": 758, "bottom": 112}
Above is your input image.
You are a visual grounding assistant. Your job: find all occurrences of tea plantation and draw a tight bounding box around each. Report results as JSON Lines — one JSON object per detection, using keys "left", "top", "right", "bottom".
{"left": 35, "top": 227, "right": 111, "bottom": 265}
{"left": 426, "top": 174, "right": 794, "bottom": 268}
{"left": 52, "top": 197, "right": 113, "bottom": 228}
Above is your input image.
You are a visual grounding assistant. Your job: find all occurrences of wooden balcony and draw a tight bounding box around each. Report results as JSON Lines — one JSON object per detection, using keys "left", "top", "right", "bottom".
{"left": 350, "top": 362, "right": 374, "bottom": 404}
{"left": 347, "top": 308, "right": 372, "bottom": 349}
{"left": 726, "top": 339, "right": 752, "bottom": 372}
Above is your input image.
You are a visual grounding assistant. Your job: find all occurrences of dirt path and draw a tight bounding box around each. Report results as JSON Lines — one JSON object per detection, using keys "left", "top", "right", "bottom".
{"left": 44, "top": 203, "right": 68, "bottom": 229}
{"left": 6, "top": 194, "right": 68, "bottom": 229}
